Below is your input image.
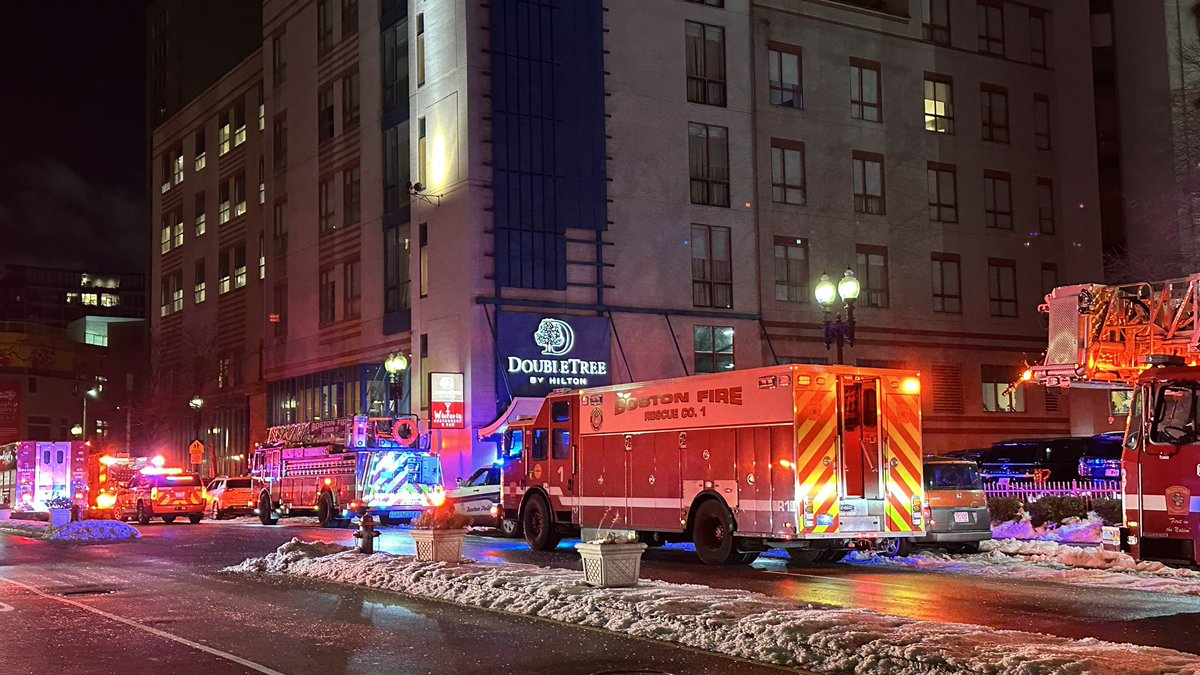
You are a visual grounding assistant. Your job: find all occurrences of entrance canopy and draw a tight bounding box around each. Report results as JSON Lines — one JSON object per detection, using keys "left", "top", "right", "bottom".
{"left": 478, "top": 397, "right": 544, "bottom": 439}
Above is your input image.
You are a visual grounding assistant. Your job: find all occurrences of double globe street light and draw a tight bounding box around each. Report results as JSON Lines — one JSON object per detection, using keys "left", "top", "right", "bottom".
{"left": 814, "top": 268, "right": 861, "bottom": 365}
{"left": 384, "top": 352, "right": 410, "bottom": 417}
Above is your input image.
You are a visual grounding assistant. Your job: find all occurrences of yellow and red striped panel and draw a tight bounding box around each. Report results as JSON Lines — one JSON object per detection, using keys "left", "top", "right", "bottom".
{"left": 794, "top": 382, "right": 839, "bottom": 534}
{"left": 883, "top": 392, "right": 923, "bottom": 533}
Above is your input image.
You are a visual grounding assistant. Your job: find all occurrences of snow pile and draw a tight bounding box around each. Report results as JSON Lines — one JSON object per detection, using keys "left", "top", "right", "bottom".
{"left": 222, "top": 515, "right": 321, "bottom": 526}
{"left": 990, "top": 512, "right": 1103, "bottom": 544}
{"left": 226, "top": 540, "right": 1200, "bottom": 674}
{"left": 0, "top": 519, "right": 140, "bottom": 542}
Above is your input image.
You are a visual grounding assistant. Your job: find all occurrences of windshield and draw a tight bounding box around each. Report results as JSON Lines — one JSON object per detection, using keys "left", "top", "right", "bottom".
{"left": 1150, "top": 383, "right": 1199, "bottom": 446}
{"left": 925, "top": 463, "right": 983, "bottom": 490}
{"left": 225, "top": 478, "right": 254, "bottom": 489}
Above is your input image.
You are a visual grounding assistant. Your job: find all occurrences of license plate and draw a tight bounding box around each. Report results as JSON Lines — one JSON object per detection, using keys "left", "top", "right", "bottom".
{"left": 1105, "top": 468, "right": 1120, "bottom": 477}
{"left": 840, "top": 516, "right": 880, "bottom": 532}
{"left": 390, "top": 511, "right": 418, "bottom": 520}
{"left": 954, "top": 511, "right": 970, "bottom": 523}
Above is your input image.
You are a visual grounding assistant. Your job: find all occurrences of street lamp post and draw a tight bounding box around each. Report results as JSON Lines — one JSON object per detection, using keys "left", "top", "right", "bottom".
{"left": 383, "top": 353, "right": 409, "bottom": 418}
{"left": 814, "top": 268, "right": 862, "bottom": 365}
{"left": 81, "top": 387, "right": 98, "bottom": 442}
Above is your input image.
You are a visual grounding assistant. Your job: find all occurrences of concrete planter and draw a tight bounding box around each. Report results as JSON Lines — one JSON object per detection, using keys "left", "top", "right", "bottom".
{"left": 48, "top": 508, "right": 71, "bottom": 528}
{"left": 575, "top": 541, "right": 648, "bottom": 588}
{"left": 410, "top": 528, "right": 467, "bottom": 563}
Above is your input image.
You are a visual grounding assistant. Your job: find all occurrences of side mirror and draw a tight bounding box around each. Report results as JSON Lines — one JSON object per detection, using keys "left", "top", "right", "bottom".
{"left": 456, "top": 477, "right": 465, "bottom": 487}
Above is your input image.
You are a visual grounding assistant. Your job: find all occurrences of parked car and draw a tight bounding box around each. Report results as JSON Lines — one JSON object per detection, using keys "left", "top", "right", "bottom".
{"left": 447, "top": 464, "right": 505, "bottom": 530}
{"left": 978, "top": 437, "right": 1095, "bottom": 483}
{"left": 115, "top": 468, "right": 205, "bottom": 524}
{"left": 917, "top": 458, "right": 992, "bottom": 553}
{"left": 1077, "top": 432, "right": 1124, "bottom": 480}
{"left": 205, "top": 476, "right": 260, "bottom": 519}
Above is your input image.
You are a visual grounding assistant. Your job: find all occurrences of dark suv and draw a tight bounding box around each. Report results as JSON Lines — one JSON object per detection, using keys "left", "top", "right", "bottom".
{"left": 978, "top": 437, "right": 1094, "bottom": 483}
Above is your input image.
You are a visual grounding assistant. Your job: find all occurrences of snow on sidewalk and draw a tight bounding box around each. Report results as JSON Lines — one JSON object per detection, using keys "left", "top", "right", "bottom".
{"left": 0, "top": 519, "right": 140, "bottom": 542}
{"left": 226, "top": 538, "right": 1200, "bottom": 675}
{"left": 844, "top": 539, "right": 1200, "bottom": 597}
{"left": 990, "top": 513, "right": 1103, "bottom": 544}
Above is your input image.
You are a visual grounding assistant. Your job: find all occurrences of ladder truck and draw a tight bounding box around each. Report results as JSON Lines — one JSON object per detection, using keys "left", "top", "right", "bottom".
{"left": 1027, "top": 275, "right": 1200, "bottom": 563}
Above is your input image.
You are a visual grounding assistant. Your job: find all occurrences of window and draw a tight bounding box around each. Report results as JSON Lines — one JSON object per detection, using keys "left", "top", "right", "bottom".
{"left": 849, "top": 58, "right": 881, "bottom": 122}
{"left": 416, "top": 13, "right": 426, "bottom": 87}
{"left": 691, "top": 224, "right": 732, "bottom": 308}
{"left": 773, "top": 236, "right": 808, "bottom": 302}
{"left": 923, "top": 0, "right": 950, "bottom": 44}
{"left": 1030, "top": 9, "right": 1047, "bottom": 66}
{"left": 931, "top": 252, "right": 961, "bottom": 313}
{"left": 982, "top": 365, "right": 1024, "bottom": 412}
{"left": 382, "top": 22, "right": 408, "bottom": 113}
{"left": 160, "top": 219, "right": 170, "bottom": 254}
{"left": 341, "top": 0, "right": 358, "bottom": 38}
{"left": 1037, "top": 177, "right": 1055, "bottom": 234}
{"left": 342, "top": 69, "right": 360, "bottom": 129}
{"left": 343, "top": 259, "right": 361, "bottom": 318}
{"left": 417, "top": 117, "right": 428, "bottom": 187}
{"left": 272, "top": 31, "right": 287, "bottom": 86}
{"left": 983, "top": 170, "right": 1012, "bottom": 229}
{"left": 688, "top": 122, "right": 730, "bottom": 207}
{"left": 219, "top": 183, "right": 231, "bottom": 224}
{"left": 419, "top": 223, "right": 429, "bottom": 298}
{"left": 770, "top": 139, "right": 806, "bottom": 205}
{"left": 258, "top": 157, "right": 266, "bottom": 205}
{"left": 160, "top": 154, "right": 171, "bottom": 193}
{"left": 273, "top": 283, "right": 288, "bottom": 338}
{"left": 685, "top": 21, "right": 726, "bottom": 107}
{"left": 194, "top": 259, "right": 206, "bottom": 304}
{"left": 273, "top": 113, "right": 288, "bottom": 169}
{"left": 384, "top": 123, "right": 408, "bottom": 213}
{"left": 194, "top": 128, "right": 206, "bottom": 171}
{"left": 319, "top": 269, "right": 336, "bottom": 325}
{"left": 927, "top": 162, "right": 958, "bottom": 222}
{"left": 318, "top": 85, "right": 335, "bottom": 142}
{"left": 694, "top": 326, "right": 734, "bottom": 374}
{"left": 234, "top": 173, "right": 247, "bottom": 217}
{"left": 195, "top": 192, "right": 206, "bottom": 236}
{"left": 160, "top": 271, "right": 183, "bottom": 316}
{"left": 257, "top": 85, "right": 265, "bottom": 131}
{"left": 852, "top": 151, "right": 884, "bottom": 214}
{"left": 218, "top": 355, "right": 232, "bottom": 389}
{"left": 768, "top": 43, "right": 802, "bottom": 108}
{"left": 343, "top": 164, "right": 360, "bottom": 225}
{"left": 234, "top": 243, "right": 247, "bottom": 288}
{"left": 218, "top": 113, "right": 231, "bottom": 155}
{"left": 980, "top": 84, "right": 1009, "bottom": 142}
{"left": 988, "top": 258, "right": 1017, "bottom": 317}
{"left": 977, "top": 1, "right": 1004, "bottom": 56}
{"left": 219, "top": 248, "right": 231, "bottom": 294}
{"left": 171, "top": 208, "right": 184, "bottom": 248}
{"left": 319, "top": 177, "right": 335, "bottom": 232}
{"left": 552, "top": 429, "right": 570, "bottom": 460}
{"left": 100, "top": 293, "right": 118, "bottom": 308}
{"left": 172, "top": 147, "right": 184, "bottom": 184}
{"left": 273, "top": 199, "right": 288, "bottom": 251}
{"left": 1041, "top": 262, "right": 1058, "bottom": 297}
{"left": 258, "top": 231, "right": 266, "bottom": 279}
{"left": 82, "top": 292, "right": 98, "bottom": 306}
{"left": 233, "top": 101, "right": 247, "bottom": 146}
{"left": 856, "top": 245, "right": 889, "bottom": 308}
{"left": 532, "top": 429, "right": 548, "bottom": 461}
{"left": 384, "top": 225, "right": 411, "bottom": 312}
{"left": 923, "top": 74, "right": 953, "bottom": 133}
{"left": 317, "top": 0, "right": 333, "bottom": 53}
{"left": 1034, "top": 94, "right": 1051, "bottom": 149}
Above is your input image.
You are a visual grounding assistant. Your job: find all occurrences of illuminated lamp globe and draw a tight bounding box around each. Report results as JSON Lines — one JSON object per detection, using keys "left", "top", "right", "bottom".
{"left": 814, "top": 274, "right": 837, "bottom": 308}
{"left": 384, "top": 353, "right": 409, "bottom": 375}
{"left": 837, "top": 268, "right": 861, "bottom": 303}
{"left": 189, "top": 395, "right": 204, "bottom": 410}
{"left": 70, "top": 424, "right": 83, "bottom": 437}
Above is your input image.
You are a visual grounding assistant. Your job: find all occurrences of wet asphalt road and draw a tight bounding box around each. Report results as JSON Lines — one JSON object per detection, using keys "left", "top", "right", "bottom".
{"left": 3, "top": 519, "right": 1200, "bottom": 675}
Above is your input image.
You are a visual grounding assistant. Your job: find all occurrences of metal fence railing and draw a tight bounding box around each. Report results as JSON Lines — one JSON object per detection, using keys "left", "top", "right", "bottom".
{"left": 983, "top": 480, "right": 1121, "bottom": 506}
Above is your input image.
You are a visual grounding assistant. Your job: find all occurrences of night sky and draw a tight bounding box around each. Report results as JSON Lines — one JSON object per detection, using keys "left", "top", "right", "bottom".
{"left": 0, "top": 1, "right": 152, "bottom": 274}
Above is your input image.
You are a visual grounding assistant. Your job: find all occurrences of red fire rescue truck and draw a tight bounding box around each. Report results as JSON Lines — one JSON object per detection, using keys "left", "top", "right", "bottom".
{"left": 501, "top": 365, "right": 926, "bottom": 565}
{"left": 4, "top": 441, "right": 89, "bottom": 513}
{"left": 1027, "top": 275, "right": 1200, "bottom": 564}
{"left": 251, "top": 414, "right": 445, "bottom": 527}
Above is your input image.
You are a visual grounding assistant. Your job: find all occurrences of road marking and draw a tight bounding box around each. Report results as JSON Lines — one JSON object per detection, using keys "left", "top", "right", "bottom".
{"left": 764, "top": 568, "right": 916, "bottom": 591}
{"left": 0, "top": 601, "right": 13, "bottom": 612}
{"left": 0, "top": 575, "right": 284, "bottom": 675}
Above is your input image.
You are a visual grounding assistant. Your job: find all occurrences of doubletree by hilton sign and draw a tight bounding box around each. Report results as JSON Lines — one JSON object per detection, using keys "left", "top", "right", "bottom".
{"left": 497, "top": 312, "right": 612, "bottom": 397}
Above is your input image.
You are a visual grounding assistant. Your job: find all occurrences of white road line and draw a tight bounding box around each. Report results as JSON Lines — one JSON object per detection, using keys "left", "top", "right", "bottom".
{"left": 0, "top": 575, "right": 284, "bottom": 675}
{"left": 764, "top": 569, "right": 915, "bottom": 591}
{"left": 0, "top": 601, "right": 13, "bottom": 612}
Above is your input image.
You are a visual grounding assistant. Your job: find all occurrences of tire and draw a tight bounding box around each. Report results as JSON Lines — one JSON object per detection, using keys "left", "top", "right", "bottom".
{"left": 317, "top": 491, "right": 337, "bottom": 528}
{"left": 500, "top": 518, "right": 521, "bottom": 538}
{"left": 877, "top": 537, "right": 913, "bottom": 558}
{"left": 136, "top": 502, "right": 150, "bottom": 526}
{"left": 733, "top": 550, "right": 760, "bottom": 565}
{"left": 787, "top": 548, "right": 825, "bottom": 564}
{"left": 521, "top": 494, "right": 561, "bottom": 551}
{"left": 691, "top": 499, "right": 741, "bottom": 565}
{"left": 258, "top": 492, "right": 278, "bottom": 525}
{"left": 819, "top": 549, "right": 848, "bottom": 563}
{"left": 162, "top": 515, "right": 177, "bottom": 524}
{"left": 187, "top": 513, "right": 202, "bottom": 524}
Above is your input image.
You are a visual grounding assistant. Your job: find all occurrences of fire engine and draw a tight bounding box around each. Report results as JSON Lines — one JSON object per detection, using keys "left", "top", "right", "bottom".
{"left": 250, "top": 414, "right": 445, "bottom": 527}
{"left": 87, "top": 454, "right": 149, "bottom": 513}
{"left": 1026, "top": 275, "right": 1200, "bottom": 564}
{"left": 3, "top": 441, "right": 89, "bottom": 512}
{"left": 501, "top": 365, "right": 926, "bottom": 565}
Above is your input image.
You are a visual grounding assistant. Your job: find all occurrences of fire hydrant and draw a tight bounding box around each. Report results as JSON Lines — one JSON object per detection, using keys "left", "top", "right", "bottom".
{"left": 354, "top": 512, "right": 380, "bottom": 554}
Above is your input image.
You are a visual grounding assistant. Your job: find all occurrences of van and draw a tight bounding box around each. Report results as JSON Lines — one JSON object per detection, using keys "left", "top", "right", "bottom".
{"left": 918, "top": 458, "right": 992, "bottom": 553}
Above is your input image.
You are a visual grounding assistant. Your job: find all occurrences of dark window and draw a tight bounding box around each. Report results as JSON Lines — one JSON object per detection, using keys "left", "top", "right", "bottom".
{"left": 1041, "top": 262, "right": 1058, "bottom": 298}
{"left": 770, "top": 138, "right": 806, "bottom": 205}
{"left": 343, "top": 259, "right": 361, "bottom": 318}
{"left": 927, "top": 162, "right": 958, "bottom": 222}
{"left": 849, "top": 58, "right": 881, "bottom": 122}
{"left": 341, "top": 0, "right": 358, "bottom": 38}
{"left": 382, "top": 21, "right": 408, "bottom": 113}
{"left": 419, "top": 223, "right": 429, "bottom": 298}
{"left": 694, "top": 326, "right": 734, "bottom": 374}
{"left": 1030, "top": 9, "right": 1048, "bottom": 66}
{"left": 317, "top": 0, "right": 333, "bottom": 53}
{"left": 856, "top": 245, "right": 889, "bottom": 308}
{"left": 923, "top": 0, "right": 950, "bottom": 44}
{"left": 931, "top": 252, "right": 961, "bottom": 313}
{"left": 852, "top": 151, "right": 885, "bottom": 214}
{"left": 552, "top": 401, "right": 570, "bottom": 422}
{"left": 691, "top": 224, "right": 732, "bottom": 308}
{"left": 924, "top": 74, "right": 954, "bottom": 133}
{"left": 773, "top": 236, "right": 808, "bottom": 303}
{"left": 319, "top": 269, "right": 336, "bottom": 325}
{"left": 318, "top": 85, "right": 335, "bottom": 142}
{"left": 384, "top": 225, "right": 411, "bottom": 312}
{"left": 343, "top": 164, "right": 360, "bottom": 225}
{"left": 688, "top": 123, "right": 730, "bottom": 207}
{"left": 273, "top": 283, "right": 288, "bottom": 338}
{"left": 383, "top": 123, "right": 409, "bottom": 213}
{"left": 342, "top": 69, "right": 360, "bottom": 129}
{"left": 27, "top": 377, "right": 37, "bottom": 394}
{"left": 980, "top": 84, "right": 1009, "bottom": 143}
{"left": 768, "top": 43, "right": 802, "bottom": 108}
{"left": 319, "top": 177, "right": 335, "bottom": 232}
{"left": 416, "top": 13, "right": 426, "bottom": 87}
{"left": 273, "top": 113, "right": 288, "bottom": 170}
{"left": 984, "top": 170, "right": 1012, "bottom": 229}
{"left": 988, "top": 258, "right": 1017, "bottom": 317}
{"left": 272, "top": 31, "right": 287, "bottom": 86}
{"left": 1034, "top": 94, "right": 1051, "bottom": 149}
{"left": 977, "top": 1, "right": 1005, "bottom": 56}
{"left": 273, "top": 199, "right": 288, "bottom": 251}
{"left": 532, "top": 429, "right": 548, "bottom": 461}
{"left": 685, "top": 21, "right": 726, "bottom": 107}
{"left": 1037, "top": 177, "right": 1055, "bottom": 234}
{"left": 552, "top": 429, "right": 570, "bottom": 460}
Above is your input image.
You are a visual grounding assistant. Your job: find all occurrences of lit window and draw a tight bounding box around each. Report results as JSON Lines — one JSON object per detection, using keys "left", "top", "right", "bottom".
{"left": 172, "top": 149, "right": 184, "bottom": 185}
{"left": 100, "top": 293, "right": 119, "bottom": 308}
{"left": 257, "top": 85, "right": 265, "bottom": 131}
{"left": 258, "top": 157, "right": 266, "bottom": 205}
{"left": 82, "top": 293, "right": 99, "bottom": 306}
{"left": 218, "top": 113, "right": 231, "bottom": 155}
{"left": 219, "top": 183, "right": 231, "bottom": 224}
{"left": 194, "top": 128, "right": 206, "bottom": 171}
{"left": 195, "top": 259, "right": 206, "bottom": 304}
{"left": 219, "top": 249, "right": 231, "bottom": 294}
{"left": 258, "top": 232, "right": 266, "bottom": 280}
{"left": 234, "top": 101, "right": 247, "bottom": 146}
{"left": 161, "top": 220, "right": 171, "bottom": 254}
{"left": 923, "top": 75, "right": 953, "bottom": 133}
{"left": 693, "top": 325, "right": 734, "bottom": 374}
{"left": 982, "top": 365, "right": 1024, "bottom": 412}
{"left": 234, "top": 244, "right": 247, "bottom": 288}
{"left": 195, "top": 192, "right": 207, "bottom": 236}
{"left": 234, "top": 174, "right": 247, "bottom": 217}
{"left": 65, "top": 292, "right": 80, "bottom": 304}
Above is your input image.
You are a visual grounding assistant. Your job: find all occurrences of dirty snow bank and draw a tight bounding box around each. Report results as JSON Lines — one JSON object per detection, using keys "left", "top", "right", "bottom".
{"left": 0, "top": 519, "right": 140, "bottom": 542}
{"left": 845, "top": 540, "right": 1200, "bottom": 597}
{"left": 226, "top": 538, "right": 1200, "bottom": 674}
{"left": 991, "top": 512, "right": 1103, "bottom": 544}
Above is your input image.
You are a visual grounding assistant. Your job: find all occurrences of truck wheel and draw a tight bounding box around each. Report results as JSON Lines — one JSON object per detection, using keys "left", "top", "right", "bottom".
{"left": 317, "top": 492, "right": 337, "bottom": 528}
{"left": 187, "top": 513, "right": 202, "bottom": 524}
{"left": 522, "top": 495, "right": 561, "bottom": 551}
{"left": 733, "top": 550, "right": 760, "bottom": 565}
{"left": 500, "top": 518, "right": 522, "bottom": 538}
{"left": 877, "top": 537, "right": 912, "bottom": 558}
{"left": 258, "top": 493, "right": 278, "bottom": 525}
{"left": 691, "top": 499, "right": 740, "bottom": 565}
{"left": 136, "top": 502, "right": 150, "bottom": 526}
{"left": 787, "top": 549, "right": 824, "bottom": 564}
{"left": 162, "top": 515, "right": 177, "bottom": 524}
